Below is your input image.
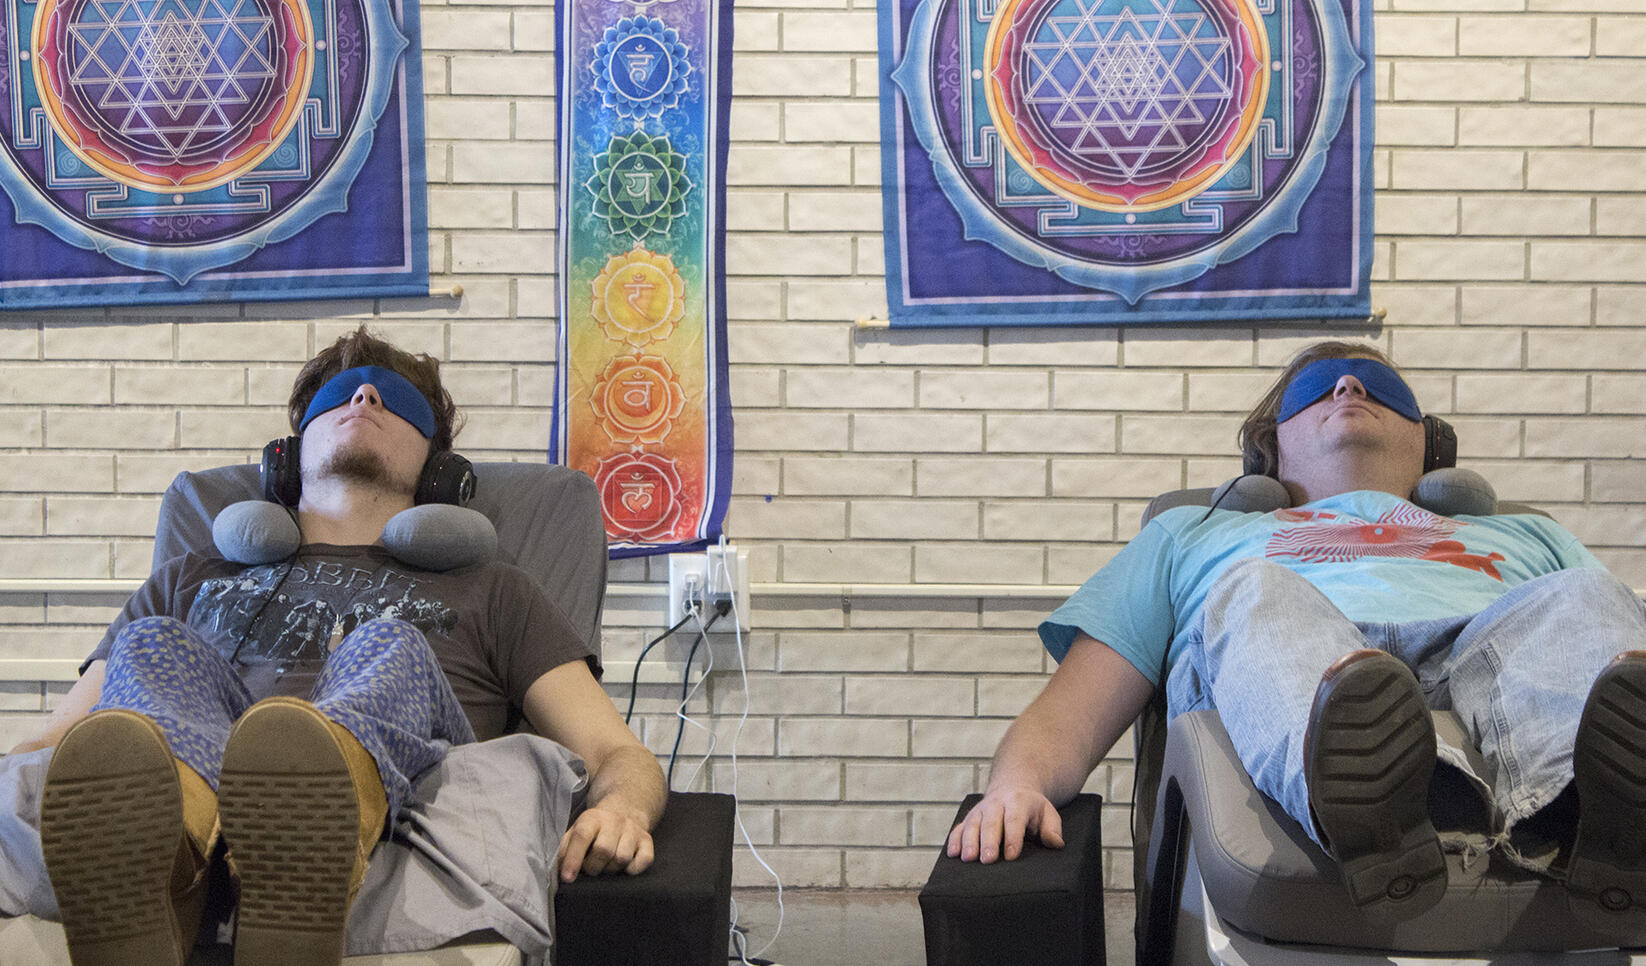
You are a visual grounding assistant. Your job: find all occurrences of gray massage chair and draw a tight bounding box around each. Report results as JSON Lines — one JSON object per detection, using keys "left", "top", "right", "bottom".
{"left": 2, "top": 461, "right": 734, "bottom": 966}
{"left": 1134, "top": 477, "right": 1646, "bottom": 966}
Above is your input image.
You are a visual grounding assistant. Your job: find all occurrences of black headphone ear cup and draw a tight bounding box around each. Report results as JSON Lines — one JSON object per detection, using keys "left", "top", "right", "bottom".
{"left": 1423, "top": 415, "right": 1458, "bottom": 473}
{"left": 415, "top": 451, "right": 476, "bottom": 506}
{"left": 260, "top": 437, "right": 302, "bottom": 507}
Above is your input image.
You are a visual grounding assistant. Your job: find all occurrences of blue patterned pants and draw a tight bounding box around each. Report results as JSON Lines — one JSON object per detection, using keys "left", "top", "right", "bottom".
{"left": 91, "top": 616, "right": 476, "bottom": 816}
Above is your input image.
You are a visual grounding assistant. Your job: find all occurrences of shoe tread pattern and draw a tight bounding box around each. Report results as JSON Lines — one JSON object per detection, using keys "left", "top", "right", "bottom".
{"left": 220, "top": 773, "right": 357, "bottom": 930}
{"left": 40, "top": 711, "right": 185, "bottom": 966}
{"left": 1570, "top": 656, "right": 1646, "bottom": 930}
{"left": 217, "top": 699, "right": 361, "bottom": 964}
{"left": 1306, "top": 653, "right": 1445, "bottom": 921}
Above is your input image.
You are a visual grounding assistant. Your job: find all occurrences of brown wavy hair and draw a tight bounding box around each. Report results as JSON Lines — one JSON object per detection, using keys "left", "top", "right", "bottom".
{"left": 287, "top": 325, "right": 462, "bottom": 453}
{"left": 1237, "top": 341, "right": 1397, "bottom": 477}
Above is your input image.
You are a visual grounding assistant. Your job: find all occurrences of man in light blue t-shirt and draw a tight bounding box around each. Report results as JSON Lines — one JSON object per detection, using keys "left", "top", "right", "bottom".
{"left": 947, "top": 340, "right": 1646, "bottom": 929}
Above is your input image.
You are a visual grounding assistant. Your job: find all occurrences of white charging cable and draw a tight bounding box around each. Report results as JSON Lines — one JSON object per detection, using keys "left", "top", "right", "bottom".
{"left": 711, "top": 536, "right": 784, "bottom": 963}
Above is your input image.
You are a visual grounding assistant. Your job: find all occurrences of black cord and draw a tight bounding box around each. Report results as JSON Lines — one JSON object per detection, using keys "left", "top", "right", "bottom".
{"left": 1197, "top": 476, "right": 1243, "bottom": 525}
{"left": 665, "top": 602, "right": 730, "bottom": 787}
{"left": 624, "top": 611, "right": 698, "bottom": 725}
{"left": 666, "top": 630, "right": 707, "bottom": 788}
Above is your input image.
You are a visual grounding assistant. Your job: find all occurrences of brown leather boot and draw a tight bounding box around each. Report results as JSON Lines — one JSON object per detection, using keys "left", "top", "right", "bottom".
{"left": 218, "top": 697, "right": 387, "bottom": 966}
{"left": 41, "top": 709, "right": 209, "bottom": 966}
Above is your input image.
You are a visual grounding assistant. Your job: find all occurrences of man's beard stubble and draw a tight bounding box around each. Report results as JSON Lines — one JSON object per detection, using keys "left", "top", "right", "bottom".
{"left": 314, "top": 445, "right": 417, "bottom": 496}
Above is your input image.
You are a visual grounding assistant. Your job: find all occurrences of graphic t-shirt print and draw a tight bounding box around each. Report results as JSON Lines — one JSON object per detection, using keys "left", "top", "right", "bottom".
{"left": 191, "top": 558, "right": 460, "bottom": 665}
{"left": 1266, "top": 505, "right": 1507, "bottom": 579}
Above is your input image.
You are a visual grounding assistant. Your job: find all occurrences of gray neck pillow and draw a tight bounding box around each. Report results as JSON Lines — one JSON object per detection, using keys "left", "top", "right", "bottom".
{"left": 1211, "top": 467, "right": 1498, "bottom": 518}
{"left": 211, "top": 501, "right": 499, "bottom": 571}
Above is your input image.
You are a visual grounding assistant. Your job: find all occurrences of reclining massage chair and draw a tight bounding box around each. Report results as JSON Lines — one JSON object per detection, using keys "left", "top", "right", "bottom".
{"left": 923, "top": 466, "right": 1646, "bottom": 966}
{"left": 0, "top": 460, "right": 735, "bottom": 966}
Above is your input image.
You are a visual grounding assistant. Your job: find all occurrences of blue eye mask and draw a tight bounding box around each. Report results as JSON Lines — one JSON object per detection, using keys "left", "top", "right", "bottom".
{"left": 299, "top": 365, "right": 437, "bottom": 438}
{"left": 1278, "top": 358, "right": 1421, "bottom": 424}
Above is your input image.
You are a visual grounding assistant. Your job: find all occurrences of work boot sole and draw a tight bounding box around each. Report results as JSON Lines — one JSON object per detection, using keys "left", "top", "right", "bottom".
{"left": 219, "top": 698, "right": 359, "bottom": 966}
{"left": 1568, "top": 651, "right": 1646, "bottom": 934}
{"left": 41, "top": 709, "right": 188, "bottom": 966}
{"left": 1304, "top": 650, "right": 1446, "bottom": 924}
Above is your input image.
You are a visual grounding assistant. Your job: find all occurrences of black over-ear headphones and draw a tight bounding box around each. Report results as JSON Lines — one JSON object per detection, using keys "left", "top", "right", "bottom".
{"left": 1243, "top": 414, "right": 1458, "bottom": 478}
{"left": 261, "top": 437, "right": 477, "bottom": 508}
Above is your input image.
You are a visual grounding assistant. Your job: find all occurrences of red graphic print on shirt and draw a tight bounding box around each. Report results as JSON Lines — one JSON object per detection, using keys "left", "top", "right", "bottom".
{"left": 1267, "top": 504, "right": 1506, "bottom": 580}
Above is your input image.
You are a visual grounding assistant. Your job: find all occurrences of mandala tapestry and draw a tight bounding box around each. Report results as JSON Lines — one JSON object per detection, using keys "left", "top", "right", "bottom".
{"left": 554, "top": 0, "right": 733, "bottom": 556}
{"left": 0, "top": 0, "right": 427, "bottom": 307}
{"left": 877, "top": 0, "right": 1372, "bottom": 325}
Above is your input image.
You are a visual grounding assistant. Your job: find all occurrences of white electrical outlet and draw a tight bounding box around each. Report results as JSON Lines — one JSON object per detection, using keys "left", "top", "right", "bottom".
{"left": 667, "top": 545, "right": 749, "bottom": 632}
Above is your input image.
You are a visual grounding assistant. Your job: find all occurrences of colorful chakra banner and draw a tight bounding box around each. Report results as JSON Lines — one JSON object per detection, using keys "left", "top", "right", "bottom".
{"left": 0, "top": 0, "right": 427, "bottom": 307}
{"left": 554, "top": 0, "right": 733, "bottom": 556}
{"left": 877, "top": 0, "right": 1373, "bottom": 325}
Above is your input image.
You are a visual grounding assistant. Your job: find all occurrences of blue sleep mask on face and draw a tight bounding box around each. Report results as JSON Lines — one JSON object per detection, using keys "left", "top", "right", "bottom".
{"left": 1278, "top": 358, "right": 1421, "bottom": 423}
{"left": 299, "top": 366, "right": 437, "bottom": 438}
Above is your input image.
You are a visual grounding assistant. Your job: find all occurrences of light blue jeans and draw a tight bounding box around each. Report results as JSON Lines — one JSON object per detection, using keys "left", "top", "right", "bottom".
{"left": 1165, "top": 559, "right": 1646, "bottom": 861}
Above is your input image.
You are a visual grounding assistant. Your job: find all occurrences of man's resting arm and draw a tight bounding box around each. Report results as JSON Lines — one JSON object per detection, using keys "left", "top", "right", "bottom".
{"left": 946, "top": 633, "right": 1153, "bottom": 863}
{"left": 524, "top": 659, "right": 668, "bottom": 882}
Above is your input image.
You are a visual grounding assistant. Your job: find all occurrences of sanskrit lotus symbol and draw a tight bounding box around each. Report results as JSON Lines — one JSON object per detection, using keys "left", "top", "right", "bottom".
{"left": 586, "top": 129, "right": 693, "bottom": 242}
{"left": 590, "top": 15, "right": 691, "bottom": 123}
{"left": 589, "top": 354, "right": 688, "bottom": 445}
{"left": 593, "top": 451, "right": 685, "bottom": 541}
{"left": 590, "top": 247, "right": 687, "bottom": 348}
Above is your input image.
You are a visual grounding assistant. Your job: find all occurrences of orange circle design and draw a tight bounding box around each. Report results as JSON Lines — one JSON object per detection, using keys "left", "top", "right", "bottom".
{"left": 32, "top": 0, "right": 314, "bottom": 192}
{"left": 590, "top": 248, "right": 687, "bottom": 348}
{"left": 982, "top": 0, "right": 1269, "bottom": 212}
{"left": 590, "top": 354, "right": 687, "bottom": 445}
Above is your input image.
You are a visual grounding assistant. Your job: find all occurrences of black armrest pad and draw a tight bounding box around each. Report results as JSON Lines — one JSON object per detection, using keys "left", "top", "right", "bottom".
{"left": 920, "top": 794, "right": 1106, "bottom": 966}
{"left": 922, "top": 793, "right": 1103, "bottom": 898}
{"left": 554, "top": 791, "right": 735, "bottom": 966}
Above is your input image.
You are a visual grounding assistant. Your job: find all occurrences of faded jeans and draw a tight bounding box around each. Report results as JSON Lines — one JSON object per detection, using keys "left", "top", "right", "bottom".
{"left": 1165, "top": 559, "right": 1646, "bottom": 865}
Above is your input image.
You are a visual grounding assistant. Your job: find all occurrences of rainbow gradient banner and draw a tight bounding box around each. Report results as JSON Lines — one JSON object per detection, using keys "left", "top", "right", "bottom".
{"left": 553, "top": 0, "right": 733, "bottom": 556}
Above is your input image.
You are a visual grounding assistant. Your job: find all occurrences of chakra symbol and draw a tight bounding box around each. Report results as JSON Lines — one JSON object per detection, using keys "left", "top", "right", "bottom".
{"left": 589, "top": 247, "right": 687, "bottom": 348}
{"left": 32, "top": 0, "right": 313, "bottom": 191}
{"left": 591, "top": 15, "right": 691, "bottom": 122}
{"left": 984, "top": 0, "right": 1268, "bottom": 210}
{"left": 586, "top": 130, "right": 693, "bottom": 242}
{"left": 593, "top": 451, "right": 685, "bottom": 541}
{"left": 590, "top": 354, "right": 688, "bottom": 445}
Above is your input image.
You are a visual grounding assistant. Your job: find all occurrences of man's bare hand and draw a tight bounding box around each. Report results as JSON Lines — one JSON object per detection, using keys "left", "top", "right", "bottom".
{"left": 944, "top": 785, "right": 1065, "bottom": 863}
{"left": 556, "top": 803, "right": 656, "bottom": 882}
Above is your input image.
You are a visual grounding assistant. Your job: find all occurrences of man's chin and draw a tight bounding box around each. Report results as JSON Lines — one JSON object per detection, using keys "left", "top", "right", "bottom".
{"left": 314, "top": 450, "right": 416, "bottom": 495}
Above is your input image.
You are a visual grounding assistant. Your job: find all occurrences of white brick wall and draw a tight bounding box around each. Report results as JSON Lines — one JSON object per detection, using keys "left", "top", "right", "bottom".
{"left": 2, "top": 0, "right": 1644, "bottom": 898}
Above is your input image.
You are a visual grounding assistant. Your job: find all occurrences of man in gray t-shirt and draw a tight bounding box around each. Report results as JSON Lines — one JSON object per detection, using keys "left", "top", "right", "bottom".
{"left": 11, "top": 325, "right": 666, "bottom": 966}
